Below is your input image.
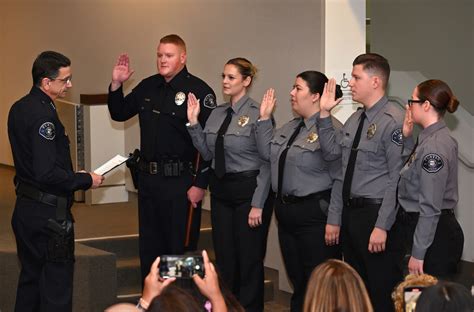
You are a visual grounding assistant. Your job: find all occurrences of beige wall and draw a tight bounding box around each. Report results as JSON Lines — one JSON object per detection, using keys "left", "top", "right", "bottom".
{"left": 370, "top": 0, "right": 474, "bottom": 115}
{"left": 0, "top": 0, "right": 324, "bottom": 165}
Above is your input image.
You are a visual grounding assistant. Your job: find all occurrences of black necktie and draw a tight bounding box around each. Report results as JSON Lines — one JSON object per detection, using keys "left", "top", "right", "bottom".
{"left": 342, "top": 112, "right": 366, "bottom": 204}
{"left": 214, "top": 108, "right": 233, "bottom": 178}
{"left": 277, "top": 120, "right": 305, "bottom": 199}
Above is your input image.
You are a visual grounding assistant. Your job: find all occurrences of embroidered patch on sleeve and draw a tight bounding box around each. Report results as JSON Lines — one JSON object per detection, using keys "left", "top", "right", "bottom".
{"left": 422, "top": 153, "right": 444, "bottom": 173}
{"left": 391, "top": 128, "right": 403, "bottom": 146}
{"left": 39, "top": 122, "right": 56, "bottom": 140}
{"left": 203, "top": 94, "right": 217, "bottom": 109}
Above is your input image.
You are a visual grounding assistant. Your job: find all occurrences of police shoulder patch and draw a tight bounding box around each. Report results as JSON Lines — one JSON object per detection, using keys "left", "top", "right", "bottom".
{"left": 422, "top": 153, "right": 444, "bottom": 173}
{"left": 203, "top": 94, "right": 216, "bottom": 109}
{"left": 39, "top": 122, "right": 56, "bottom": 140}
{"left": 391, "top": 128, "right": 403, "bottom": 146}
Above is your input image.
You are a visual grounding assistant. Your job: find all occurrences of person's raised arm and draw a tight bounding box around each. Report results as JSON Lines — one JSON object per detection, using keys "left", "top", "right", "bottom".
{"left": 111, "top": 53, "right": 135, "bottom": 91}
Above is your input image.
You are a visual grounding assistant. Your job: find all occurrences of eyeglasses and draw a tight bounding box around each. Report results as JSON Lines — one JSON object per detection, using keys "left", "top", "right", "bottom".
{"left": 407, "top": 99, "right": 424, "bottom": 106}
{"left": 50, "top": 75, "right": 72, "bottom": 84}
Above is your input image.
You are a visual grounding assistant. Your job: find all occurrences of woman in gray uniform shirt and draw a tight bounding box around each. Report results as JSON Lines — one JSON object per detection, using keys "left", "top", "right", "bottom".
{"left": 256, "top": 71, "right": 343, "bottom": 312}
{"left": 186, "top": 58, "right": 273, "bottom": 312}
{"left": 396, "top": 79, "right": 464, "bottom": 277}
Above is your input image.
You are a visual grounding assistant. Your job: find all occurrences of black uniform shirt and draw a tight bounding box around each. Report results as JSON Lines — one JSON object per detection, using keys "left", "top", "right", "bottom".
{"left": 8, "top": 86, "right": 92, "bottom": 196}
{"left": 107, "top": 67, "right": 216, "bottom": 188}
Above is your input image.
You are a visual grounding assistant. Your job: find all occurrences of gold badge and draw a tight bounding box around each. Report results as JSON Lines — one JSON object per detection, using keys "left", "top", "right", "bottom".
{"left": 175, "top": 92, "right": 186, "bottom": 106}
{"left": 306, "top": 132, "right": 318, "bottom": 143}
{"left": 238, "top": 115, "right": 250, "bottom": 127}
{"left": 367, "top": 123, "right": 377, "bottom": 139}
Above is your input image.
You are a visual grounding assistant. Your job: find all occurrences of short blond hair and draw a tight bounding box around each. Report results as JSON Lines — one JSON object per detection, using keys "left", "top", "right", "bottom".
{"left": 303, "top": 259, "right": 373, "bottom": 312}
{"left": 159, "top": 34, "right": 186, "bottom": 52}
{"left": 392, "top": 274, "right": 438, "bottom": 312}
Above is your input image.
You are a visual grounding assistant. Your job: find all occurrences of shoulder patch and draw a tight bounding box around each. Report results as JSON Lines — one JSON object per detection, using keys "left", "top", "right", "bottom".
{"left": 391, "top": 128, "right": 403, "bottom": 146}
{"left": 39, "top": 122, "right": 55, "bottom": 140}
{"left": 203, "top": 94, "right": 216, "bottom": 109}
{"left": 422, "top": 153, "right": 444, "bottom": 173}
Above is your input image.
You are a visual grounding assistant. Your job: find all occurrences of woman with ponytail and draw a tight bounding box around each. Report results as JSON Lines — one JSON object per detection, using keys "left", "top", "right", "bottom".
{"left": 396, "top": 79, "right": 464, "bottom": 278}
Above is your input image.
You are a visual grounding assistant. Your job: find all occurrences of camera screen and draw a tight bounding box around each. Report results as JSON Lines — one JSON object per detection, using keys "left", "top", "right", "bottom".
{"left": 159, "top": 255, "right": 204, "bottom": 279}
{"left": 404, "top": 287, "right": 424, "bottom": 312}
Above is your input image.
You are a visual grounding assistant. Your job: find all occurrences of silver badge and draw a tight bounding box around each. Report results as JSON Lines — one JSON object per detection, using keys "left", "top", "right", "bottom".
{"left": 175, "top": 92, "right": 186, "bottom": 106}
{"left": 306, "top": 132, "right": 318, "bottom": 143}
{"left": 367, "top": 123, "right": 376, "bottom": 139}
{"left": 238, "top": 115, "right": 250, "bottom": 127}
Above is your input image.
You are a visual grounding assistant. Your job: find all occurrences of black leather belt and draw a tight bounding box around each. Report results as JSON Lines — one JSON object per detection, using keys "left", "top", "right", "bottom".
{"left": 138, "top": 159, "right": 193, "bottom": 176}
{"left": 15, "top": 182, "right": 66, "bottom": 207}
{"left": 280, "top": 189, "right": 331, "bottom": 205}
{"left": 346, "top": 197, "right": 383, "bottom": 208}
{"left": 399, "top": 208, "right": 454, "bottom": 217}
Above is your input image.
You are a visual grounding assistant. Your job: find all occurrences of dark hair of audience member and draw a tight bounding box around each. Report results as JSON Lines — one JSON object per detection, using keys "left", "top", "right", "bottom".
{"left": 416, "top": 79, "right": 460, "bottom": 116}
{"left": 297, "top": 70, "right": 343, "bottom": 100}
{"left": 303, "top": 259, "right": 373, "bottom": 312}
{"left": 147, "top": 284, "right": 201, "bottom": 312}
{"left": 415, "top": 281, "right": 473, "bottom": 312}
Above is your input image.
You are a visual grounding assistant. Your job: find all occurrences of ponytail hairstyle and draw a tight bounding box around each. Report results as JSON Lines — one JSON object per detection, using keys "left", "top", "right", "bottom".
{"left": 226, "top": 57, "right": 258, "bottom": 87}
{"left": 416, "top": 79, "right": 459, "bottom": 116}
{"left": 297, "top": 71, "right": 343, "bottom": 100}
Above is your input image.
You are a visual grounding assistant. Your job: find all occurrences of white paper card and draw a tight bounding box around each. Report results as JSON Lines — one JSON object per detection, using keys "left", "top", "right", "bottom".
{"left": 94, "top": 154, "right": 129, "bottom": 175}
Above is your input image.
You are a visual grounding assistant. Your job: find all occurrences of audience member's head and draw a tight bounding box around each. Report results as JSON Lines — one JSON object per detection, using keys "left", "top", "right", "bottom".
{"left": 147, "top": 284, "right": 201, "bottom": 312}
{"left": 415, "top": 281, "right": 473, "bottom": 312}
{"left": 392, "top": 273, "right": 438, "bottom": 312}
{"left": 303, "top": 259, "right": 373, "bottom": 312}
{"left": 104, "top": 303, "right": 140, "bottom": 312}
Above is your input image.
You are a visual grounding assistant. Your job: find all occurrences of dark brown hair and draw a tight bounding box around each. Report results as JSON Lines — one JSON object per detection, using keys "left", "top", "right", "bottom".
{"left": 416, "top": 79, "right": 459, "bottom": 115}
{"left": 353, "top": 53, "right": 390, "bottom": 88}
{"left": 226, "top": 57, "right": 257, "bottom": 86}
{"left": 147, "top": 284, "right": 201, "bottom": 312}
{"left": 160, "top": 34, "right": 186, "bottom": 52}
{"left": 297, "top": 70, "right": 342, "bottom": 99}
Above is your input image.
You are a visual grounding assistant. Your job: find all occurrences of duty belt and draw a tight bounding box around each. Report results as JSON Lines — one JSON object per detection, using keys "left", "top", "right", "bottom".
{"left": 138, "top": 159, "right": 194, "bottom": 176}
{"left": 15, "top": 182, "right": 70, "bottom": 221}
{"left": 346, "top": 197, "right": 383, "bottom": 208}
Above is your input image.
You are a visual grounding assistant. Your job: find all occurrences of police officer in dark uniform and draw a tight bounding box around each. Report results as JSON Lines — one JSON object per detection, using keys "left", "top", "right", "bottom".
{"left": 256, "top": 71, "right": 343, "bottom": 312}
{"left": 187, "top": 58, "right": 273, "bottom": 312}
{"left": 318, "top": 54, "right": 406, "bottom": 312}
{"left": 8, "top": 51, "right": 104, "bottom": 312}
{"left": 107, "top": 34, "right": 216, "bottom": 283}
{"left": 396, "top": 79, "right": 464, "bottom": 278}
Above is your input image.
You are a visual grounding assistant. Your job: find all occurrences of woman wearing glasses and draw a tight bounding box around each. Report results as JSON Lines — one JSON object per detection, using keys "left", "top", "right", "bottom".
{"left": 186, "top": 57, "right": 273, "bottom": 312}
{"left": 396, "top": 79, "right": 464, "bottom": 277}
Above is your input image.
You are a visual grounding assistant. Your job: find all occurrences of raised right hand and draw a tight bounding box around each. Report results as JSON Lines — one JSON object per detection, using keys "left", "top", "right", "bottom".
{"left": 111, "top": 54, "right": 135, "bottom": 91}
{"left": 320, "top": 78, "right": 343, "bottom": 116}
{"left": 260, "top": 88, "right": 276, "bottom": 120}
{"left": 187, "top": 92, "right": 201, "bottom": 126}
{"left": 403, "top": 104, "right": 414, "bottom": 138}
{"left": 89, "top": 172, "right": 104, "bottom": 189}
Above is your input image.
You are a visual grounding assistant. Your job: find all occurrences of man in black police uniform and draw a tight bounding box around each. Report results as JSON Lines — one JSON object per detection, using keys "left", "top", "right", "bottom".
{"left": 8, "top": 51, "right": 104, "bottom": 312}
{"left": 107, "top": 34, "right": 216, "bottom": 282}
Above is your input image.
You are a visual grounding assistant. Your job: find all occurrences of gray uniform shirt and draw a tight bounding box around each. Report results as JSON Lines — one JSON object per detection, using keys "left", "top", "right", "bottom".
{"left": 187, "top": 95, "right": 271, "bottom": 208}
{"left": 398, "top": 120, "right": 458, "bottom": 260}
{"left": 255, "top": 112, "right": 344, "bottom": 226}
{"left": 317, "top": 96, "right": 405, "bottom": 230}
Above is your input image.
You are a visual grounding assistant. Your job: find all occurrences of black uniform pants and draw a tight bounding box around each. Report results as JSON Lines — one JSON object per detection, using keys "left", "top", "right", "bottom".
{"left": 11, "top": 197, "right": 74, "bottom": 312}
{"left": 209, "top": 172, "right": 273, "bottom": 312}
{"left": 395, "top": 208, "right": 464, "bottom": 279}
{"left": 137, "top": 172, "right": 201, "bottom": 283}
{"left": 341, "top": 202, "right": 404, "bottom": 312}
{"left": 275, "top": 193, "right": 341, "bottom": 312}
